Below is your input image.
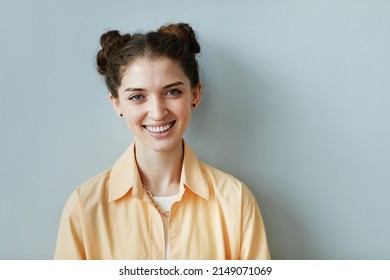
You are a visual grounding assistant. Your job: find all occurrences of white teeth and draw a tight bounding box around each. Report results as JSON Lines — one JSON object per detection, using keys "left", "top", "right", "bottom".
{"left": 145, "top": 122, "right": 174, "bottom": 133}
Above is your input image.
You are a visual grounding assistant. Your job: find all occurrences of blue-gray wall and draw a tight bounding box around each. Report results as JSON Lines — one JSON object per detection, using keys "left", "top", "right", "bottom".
{"left": 1, "top": 0, "right": 389, "bottom": 259}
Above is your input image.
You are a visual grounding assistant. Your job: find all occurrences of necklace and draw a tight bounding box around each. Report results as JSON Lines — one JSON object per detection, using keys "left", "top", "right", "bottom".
{"left": 142, "top": 185, "right": 170, "bottom": 218}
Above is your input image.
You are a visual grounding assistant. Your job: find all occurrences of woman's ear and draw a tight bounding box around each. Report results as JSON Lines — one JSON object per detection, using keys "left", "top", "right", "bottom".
{"left": 192, "top": 82, "right": 202, "bottom": 108}
{"left": 109, "top": 93, "right": 123, "bottom": 117}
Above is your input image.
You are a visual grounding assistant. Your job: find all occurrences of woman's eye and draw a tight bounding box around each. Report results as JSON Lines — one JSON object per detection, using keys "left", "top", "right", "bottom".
{"left": 166, "top": 89, "right": 182, "bottom": 96}
{"left": 129, "top": 95, "right": 144, "bottom": 101}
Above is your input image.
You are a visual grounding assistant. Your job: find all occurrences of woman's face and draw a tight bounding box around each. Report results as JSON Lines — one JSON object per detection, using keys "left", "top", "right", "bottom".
{"left": 110, "top": 57, "right": 201, "bottom": 153}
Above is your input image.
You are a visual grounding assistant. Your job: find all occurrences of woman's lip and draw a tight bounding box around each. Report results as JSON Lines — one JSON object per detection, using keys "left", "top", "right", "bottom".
{"left": 142, "top": 120, "right": 176, "bottom": 128}
{"left": 142, "top": 121, "right": 176, "bottom": 133}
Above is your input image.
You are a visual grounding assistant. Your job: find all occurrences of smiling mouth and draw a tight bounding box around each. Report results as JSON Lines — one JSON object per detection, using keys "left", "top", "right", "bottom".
{"left": 143, "top": 121, "right": 176, "bottom": 134}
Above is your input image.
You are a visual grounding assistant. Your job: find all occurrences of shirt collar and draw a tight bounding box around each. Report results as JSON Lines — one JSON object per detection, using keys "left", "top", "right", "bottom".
{"left": 108, "top": 141, "right": 209, "bottom": 202}
{"left": 179, "top": 141, "right": 209, "bottom": 200}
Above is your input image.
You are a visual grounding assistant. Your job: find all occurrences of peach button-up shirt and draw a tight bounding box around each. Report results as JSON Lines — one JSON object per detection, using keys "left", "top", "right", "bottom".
{"left": 54, "top": 142, "right": 270, "bottom": 259}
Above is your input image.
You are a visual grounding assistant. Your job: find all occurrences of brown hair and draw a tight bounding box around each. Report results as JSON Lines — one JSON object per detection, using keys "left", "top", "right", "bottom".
{"left": 96, "top": 23, "right": 201, "bottom": 98}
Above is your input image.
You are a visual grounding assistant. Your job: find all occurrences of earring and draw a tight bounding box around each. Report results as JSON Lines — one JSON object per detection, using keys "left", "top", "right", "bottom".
{"left": 192, "top": 103, "right": 196, "bottom": 108}
{"left": 119, "top": 113, "right": 123, "bottom": 117}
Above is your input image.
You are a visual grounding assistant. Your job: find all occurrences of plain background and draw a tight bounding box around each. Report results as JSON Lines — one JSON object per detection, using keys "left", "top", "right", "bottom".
{"left": 1, "top": 0, "right": 389, "bottom": 259}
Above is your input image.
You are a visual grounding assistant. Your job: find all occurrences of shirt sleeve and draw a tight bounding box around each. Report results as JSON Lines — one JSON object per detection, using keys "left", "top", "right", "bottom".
{"left": 54, "top": 191, "right": 86, "bottom": 259}
{"left": 239, "top": 186, "right": 271, "bottom": 260}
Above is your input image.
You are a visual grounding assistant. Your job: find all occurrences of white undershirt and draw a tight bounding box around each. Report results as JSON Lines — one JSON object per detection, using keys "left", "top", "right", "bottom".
{"left": 153, "top": 194, "right": 178, "bottom": 260}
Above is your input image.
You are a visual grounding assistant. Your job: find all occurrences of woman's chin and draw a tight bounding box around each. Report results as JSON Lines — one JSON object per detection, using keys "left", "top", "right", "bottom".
{"left": 136, "top": 137, "right": 183, "bottom": 154}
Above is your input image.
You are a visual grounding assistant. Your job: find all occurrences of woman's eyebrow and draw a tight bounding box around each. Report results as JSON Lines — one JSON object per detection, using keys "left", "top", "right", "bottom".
{"left": 124, "top": 81, "right": 184, "bottom": 93}
{"left": 124, "top": 87, "right": 145, "bottom": 92}
{"left": 163, "top": 81, "right": 184, "bottom": 89}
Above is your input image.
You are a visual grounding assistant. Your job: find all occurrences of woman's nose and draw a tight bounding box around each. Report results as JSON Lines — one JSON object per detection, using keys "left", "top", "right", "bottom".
{"left": 148, "top": 98, "right": 168, "bottom": 120}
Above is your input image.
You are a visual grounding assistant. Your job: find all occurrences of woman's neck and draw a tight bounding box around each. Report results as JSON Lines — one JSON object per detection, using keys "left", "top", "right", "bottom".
{"left": 134, "top": 140, "right": 183, "bottom": 196}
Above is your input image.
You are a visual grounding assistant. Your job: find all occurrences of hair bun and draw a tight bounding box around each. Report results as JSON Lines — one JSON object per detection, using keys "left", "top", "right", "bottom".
{"left": 97, "top": 30, "right": 131, "bottom": 75}
{"left": 158, "top": 23, "right": 200, "bottom": 54}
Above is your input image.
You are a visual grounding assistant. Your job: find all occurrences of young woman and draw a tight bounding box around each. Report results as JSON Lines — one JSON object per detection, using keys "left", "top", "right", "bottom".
{"left": 55, "top": 23, "right": 270, "bottom": 260}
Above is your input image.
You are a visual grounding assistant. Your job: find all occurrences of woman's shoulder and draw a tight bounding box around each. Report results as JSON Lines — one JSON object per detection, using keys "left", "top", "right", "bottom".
{"left": 68, "top": 168, "right": 112, "bottom": 204}
{"left": 197, "top": 161, "right": 258, "bottom": 212}
{"left": 199, "top": 161, "right": 239, "bottom": 183}
{"left": 199, "top": 161, "right": 254, "bottom": 197}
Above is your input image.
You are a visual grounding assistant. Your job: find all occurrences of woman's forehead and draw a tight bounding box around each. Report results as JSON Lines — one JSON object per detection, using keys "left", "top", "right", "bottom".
{"left": 120, "top": 57, "right": 190, "bottom": 89}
